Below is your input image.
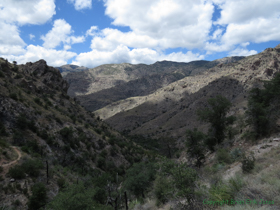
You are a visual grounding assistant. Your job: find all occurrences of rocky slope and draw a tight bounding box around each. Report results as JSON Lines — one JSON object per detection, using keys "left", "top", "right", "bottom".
{"left": 97, "top": 45, "right": 280, "bottom": 139}
{"left": 64, "top": 57, "right": 244, "bottom": 111}
{"left": 0, "top": 58, "right": 147, "bottom": 208}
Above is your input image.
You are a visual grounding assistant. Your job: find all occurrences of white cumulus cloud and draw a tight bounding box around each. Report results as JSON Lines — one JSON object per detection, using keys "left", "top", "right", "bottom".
{"left": 0, "top": 0, "right": 56, "bottom": 25}
{"left": 72, "top": 44, "right": 204, "bottom": 68}
{"left": 68, "top": 0, "right": 92, "bottom": 10}
{"left": 5, "top": 45, "right": 77, "bottom": 67}
{"left": 41, "top": 19, "right": 85, "bottom": 49}
{"left": 0, "top": 22, "right": 26, "bottom": 55}
{"left": 104, "top": 0, "right": 214, "bottom": 49}
{"left": 228, "top": 47, "right": 257, "bottom": 57}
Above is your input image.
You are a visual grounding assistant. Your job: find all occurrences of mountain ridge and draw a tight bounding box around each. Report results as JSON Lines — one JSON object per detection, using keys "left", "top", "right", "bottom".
{"left": 63, "top": 56, "right": 245, "bottom": 112}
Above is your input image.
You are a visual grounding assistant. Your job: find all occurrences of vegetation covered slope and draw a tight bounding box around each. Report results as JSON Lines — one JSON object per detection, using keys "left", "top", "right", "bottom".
{"left": 0, "top": 58, "right": 151, "bottom": 209}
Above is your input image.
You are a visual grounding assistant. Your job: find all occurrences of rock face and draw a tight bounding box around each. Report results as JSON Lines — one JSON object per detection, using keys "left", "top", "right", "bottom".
{"left": 94, "top": 45, "right": 280, "bottom": 139}
{"left": 64, "top": 57, "right": 244, "bottom": 111}
{"left": 25, "top": 60, "right": 69, "bottom": 93}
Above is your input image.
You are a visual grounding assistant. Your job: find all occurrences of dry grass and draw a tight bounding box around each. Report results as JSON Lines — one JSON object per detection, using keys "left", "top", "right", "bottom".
{"left": 219, "top": 144, "right": 280, "bottom": 209}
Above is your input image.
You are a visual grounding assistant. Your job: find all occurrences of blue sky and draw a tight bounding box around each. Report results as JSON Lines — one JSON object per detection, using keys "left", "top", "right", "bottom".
{"left": 0, "top": 0, "right": 280, "bottom": 68}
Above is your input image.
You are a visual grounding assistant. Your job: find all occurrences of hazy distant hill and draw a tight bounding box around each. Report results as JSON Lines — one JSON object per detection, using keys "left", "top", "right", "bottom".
{"left": 63, "top": 57, "right": 244, "bottom": 111}
{"left": 56, "top": 64, "right": 88, "bottom": 77}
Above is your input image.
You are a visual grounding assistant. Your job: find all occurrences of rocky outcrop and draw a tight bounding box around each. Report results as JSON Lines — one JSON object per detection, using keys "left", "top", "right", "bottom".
{"left": 22, "top": 60, "right": 69, "bottom": 93}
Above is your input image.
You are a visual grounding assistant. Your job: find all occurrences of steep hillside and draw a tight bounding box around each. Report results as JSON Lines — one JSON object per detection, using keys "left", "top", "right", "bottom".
{"left": 0, "top": 59, "right": 148, "bottom": 209}
{"left": 64, "top": 57, "right": 244, "bottom": 111}
{"left": 100, "top": 45, "right": 280, "bottom": 139}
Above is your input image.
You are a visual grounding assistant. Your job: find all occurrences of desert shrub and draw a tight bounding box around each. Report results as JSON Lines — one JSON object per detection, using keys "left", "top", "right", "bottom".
{"left": 241, "top": 154, "right": 255, "bottom": 173}
{"left": 14, "top": 74, "right": 22, "bottom": 79}
{"left": 34, "top": 97, "right": 42, "bottom": 106}
{"left": 28, "top": 183, "right": 47, "bottom": 210}
{"left": 97, "top": 157, "right": 106, "bottom": 170}
{"left": 209, "top": 181, "right": 233, "bottom": 203}
{"left": 27, "top": 120, "right": 37, "bottom": 132}
{"left": 216, "top": 148, "right": 232, "bottom": 164}
{"left": 230, "top": 148, "right": 243, "bottom": 161}
{"left": 94, "top": 128, "right": 102, "bottom": 135}
{"left": 12, "top": 199, "right": 21, "bottom": 207}
{"left": 57, "top": 178, "right": 66, "bottom": 189}
{"left": 22, "top": 159, "right": 43, "bottom": 177}
{"left": 55, "top": 116, "right": 63, "bottom": 124}
{"left": 21, "top": 140, "right": 40, "bottom": 155}
{"left": 8, "top": 165, "right": 25, "bottom": 179}
{"left": 124, "top": 162, "right": 157, "bottom": 198}
{"left": 0, "top": 139, "right": 8, "bottom": 147}
{"left": 46, "top": 182, "right": 110, "bottom": 210}
{"left": 9, "top": 93, "right": 18, "bottom": 101}
{"left": 0, "top": 122, "right": 8, "bottom": 136}
{"left": 154, "top": 176, "right": 172, "bottom": 205}
{"left": 59, "top": 127, "right": 73, "bottom": 141}
{"left": 16, "top": 114, "right": 28, "bottom": 130}
{"left": 13, "top": 131, "right": 25, "bottom": 146}
{"left": 100, "top": 150, "right": 107, "bottom": 157}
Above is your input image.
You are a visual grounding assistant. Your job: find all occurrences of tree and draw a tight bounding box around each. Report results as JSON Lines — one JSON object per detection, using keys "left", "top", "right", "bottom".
{"left": 157, "top": 159, "right": 198, "bottom": 206}
{"left": 160, "top": 137, "right": 177, "bottom": 158}
{"left": 245, "top": 73, "right": 280, "bottom": 139}
{"left": 197, "top": 95, "right": 235, "bottom": 150}
{"left": 124, "top": 162, "right": 156, "bottom": 198}
{"left": 245, "top": 88, "right": 269, "bottom": 139}
{"left": 185, "top": 128, "right": 205, "bottom": 168}
{"left": 171, "top": 163, "right": 197, "bottom": 203}
{"left": 46, "top": 183, "right": 109, "bottom": 210}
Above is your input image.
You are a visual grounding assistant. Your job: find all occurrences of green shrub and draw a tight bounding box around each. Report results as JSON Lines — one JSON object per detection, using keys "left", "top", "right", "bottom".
{"left": 13, "top": 131, "right": 25, "bottom": 146}
{"left": 94, "top": 128, "right": 102, "bottom": 135}
{"left": 241, "top": 154, "right": 255, "bottom": 173}
{"left": 0, "top": 71, "right": 4, "bottom": 77}
{"left": 97, "top": 157, "right": 106, "bottom": 170}
{"left": 10, "top": 93, "right": 18, "bottom": 101}
{"left": 12, "top": 199, "right": 21, "bottom": 206}
{"left": 28, "top": 183, "right": 47, "bottom": 210}
{"left": 27, "top": 120, "right": 37, "bottom": 132}
{"left": 209, "top": 181, "right": 233, "bottom": 203}
{"left": 216, "top": 148, "right": 232, "bottom": 164}
{"left": 34, "top": 97, "right": 42, "bottom": 106}
{"left": 100, "top": 150, "right": 107, "bottom": 157}
{"left": 154, "top": 176, "right": 172, "bottom": 205}
{"left": 230, "top": 148, "right": 243, "bottom": 161}
{"left": 0, "top": 122, "right": 8, "bottom": 136}
{"left": 14, "top": 74, "right": 22, "bottom": 79}
{"left": 60, "top": 127, "right": 73, "bottom": 140}
{"left": 57, "top": 178, "right": 66, "bottom": 189}
{"left": 8, "top": 165, "right": 25, "bottom": 179}
{"left": 0, "top": 139, "right": 8, "bottom": 147}
{"left": 22, "top": 159, "right": 43, "bottom": 177}
{"left": 16, "top": 114, "right": 28, "bottom": 130}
